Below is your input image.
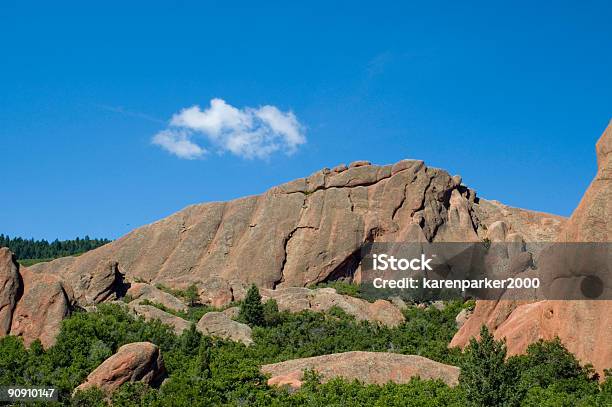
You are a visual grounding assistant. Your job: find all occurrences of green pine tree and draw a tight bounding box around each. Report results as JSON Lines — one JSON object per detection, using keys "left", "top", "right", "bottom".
{"left": 239, "top": 284, "right": 265, "bottom": 326}
{"left": 459, "top": 325, "right": 515, "bottom": 406}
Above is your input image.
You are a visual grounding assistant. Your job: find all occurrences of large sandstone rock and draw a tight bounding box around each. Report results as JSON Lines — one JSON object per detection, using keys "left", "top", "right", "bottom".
{"left": 74, "top": 342, "right": 165, "bottom": 395}
{"left": 126, "top": 283, "right": 187, "bottom": 312}
{"left": 31, "top": 159, "right": 563, "bottom": 302}
{"left": 0, "top": 248, "right": 20, "bottom": 335}
{"left": 262, "top": 351, "right": 460, "bottom": 389}
{"left": 196, "top": 312, "right": 252, "bottom": 345}
{"left": 451, "top": 120, "right": 612, "bottom": 376}
{"left": 9, "top": 267, "right": 72, "bottom": 348}
{"left": 129, "top": 304, "right": 191, "bottom": 335}
{"left": 261, "top": 287, "right": 405, "bottom": 327}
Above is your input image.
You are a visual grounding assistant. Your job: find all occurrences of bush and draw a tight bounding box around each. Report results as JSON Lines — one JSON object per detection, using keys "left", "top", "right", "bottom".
{"left": 1, "top": 301, "right": 609, "bottom": 406}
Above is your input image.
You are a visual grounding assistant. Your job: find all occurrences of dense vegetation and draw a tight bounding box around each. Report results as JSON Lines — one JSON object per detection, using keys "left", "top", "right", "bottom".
{"left": 0, "top": 234, "right": 111, "bottom": 263}
{"left": 0, "top": 290, "right": 609, "bottom": 406}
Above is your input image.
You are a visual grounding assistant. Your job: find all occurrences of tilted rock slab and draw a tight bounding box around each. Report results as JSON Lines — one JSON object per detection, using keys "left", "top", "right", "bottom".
{"left": 450, "top": 120, "right": 612, "bottom": 376}
{"left": 30, "top": 159, "right": 563, "bottom": 306}
{"left": 0, "top": 248, "right": 75, "bottom": 348}
{"left": 262, "top": 351, "right": 460, "bottom": 389}
{"left": 260, "top": 287, "right": 405, "bottom": 327}
{"left": 196, "top": 311, "right": 253, "bottom": 345}
{"left": 126, "top": 283, "right": 187, "bottom": 312}
{"left": 74, "top": 342, "right": 165, "bottom": 395}
{"left": 9, "top": 267, "right": 73, "bottom": 348}
{"left": 128, "top": 303, "right": 191, "bottom": 335}
{"left": 0, "top": 248, "right": 20, "bottom": 335}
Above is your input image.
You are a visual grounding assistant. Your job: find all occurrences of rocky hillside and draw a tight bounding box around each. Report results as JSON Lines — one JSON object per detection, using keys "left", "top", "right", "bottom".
{"left": 29, "top": 159, "right": 563, "bottom": 307}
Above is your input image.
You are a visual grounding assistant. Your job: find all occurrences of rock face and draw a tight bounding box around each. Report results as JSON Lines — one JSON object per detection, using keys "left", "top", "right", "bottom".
{"left": 0, "top": 248, "right": 20, "bottom": 335}
{"left": 127, "top": 283, "right": 187, "bottom": 312}
{"left": 261, "top": 287, "right": 405, "bottom": 327}
{"left": 30, "top": 159, "right": 563, "bottom": 303}
{"left": 74, "top": 342, "right": 165, "bottom": 395}
{"left": 129, "top": 304, "right": 191, "bottom": 335}
{"left": 0, "top": 248, "right": 75, "bottom": 348}
{"left": 451, "top": 120, "right": 612, "bottom": 376}
{"left": 9, "top": 268, "right": 73, "bottom": 348}
{"left": 262, "top": 351, "right": 460, "bottom": 389}
{"left": 196, "top": 312, "right": 253, "bottom": 345}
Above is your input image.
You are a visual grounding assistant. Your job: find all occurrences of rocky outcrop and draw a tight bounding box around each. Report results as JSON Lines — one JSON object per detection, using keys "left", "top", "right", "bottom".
{"left": 74, "top": 342, "right": 165, "bottom": 395}
{"left": 196, "top": 312, "right": 252, "bottom": 345}
{"left": 262, "top": 351, "right": 460, "bottom": 389}
{"left": 30, "top": 159, "right": 563, "bottom": 303}
{"left": 0, "top": 248, "right": 75, "bottom": 347}
{"left": 455, "top": 308, "right": 472, "bottom": 329}
{"left": 261, "top": 287, "right": 405, "bottom": 327}
{"left": 9, "top": 267, "right": 73, "bottom": 348}
{"left": 127, "top": 283, "right": 187, "bottom": 312}
{"left": 451, "top": 120, "right": 612, "bottom": 376}
{"left": 0, "top": 248, "right": 20, "bottom": 335}
{"left": 129, "top": 304, "right": 191, "bottom": 335}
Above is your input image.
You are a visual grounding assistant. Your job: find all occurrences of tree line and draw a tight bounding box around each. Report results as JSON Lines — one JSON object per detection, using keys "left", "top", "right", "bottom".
{"left": 0, "top": 234, "right": 111, "bottom": 260}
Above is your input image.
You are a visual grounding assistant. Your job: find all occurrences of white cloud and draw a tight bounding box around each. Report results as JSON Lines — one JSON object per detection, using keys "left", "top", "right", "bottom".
{"left": 153, "top": 98, "right": 306, "bottom": 160}
{"left": 152, "top": 129, "right": 206, "bottom": 160}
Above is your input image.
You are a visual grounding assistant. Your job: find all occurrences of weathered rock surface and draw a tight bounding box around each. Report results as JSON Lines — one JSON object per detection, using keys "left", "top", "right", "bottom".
{"left": 9, "top": 267, "right": 72, "bottom": 348}
{"left": 0, "top": 248, "right": 20, "bottom": 335}
{"left": 262, "top": 351, "right": 460, "bottom": 388}
{"left": 74, "top": 342, "right": 165, "bottom": 395}
{"left": 451, "top": 120, "right": 612, "bottom": 376}
{"left": 196, "top": 312, "right": 253, "bottom": 345}
{"left": 260, "top": 287, "right": 405, "bottom": 326}
{"left": 222, "top": 306, "right": 240, "bottom": 319}
{"left": 0, "top": 249, "right": 76, "bottom": 347}
{"left": 129, "top": 304, "right": 191, "bottom": 335}
{"left": 30, "top": 159, "right": 563, "bottom": 304}
{"left": 127, "top": 283, "right": 187, "bottom": 312}
{"left": 455, "top": 308, "right": 472, "bottom": 329}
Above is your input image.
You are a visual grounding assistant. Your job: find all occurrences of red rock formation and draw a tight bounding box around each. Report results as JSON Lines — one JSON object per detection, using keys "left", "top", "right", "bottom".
{"left": 30, "top": 159, "right": 562, "bottom": 309}
{"left": 9, "top": 267, "right": 72, "bottom": 348}
{"left": 451, "top": 120, "right": 612, "bottom": 376}
{"left": 0, "top": 248, "right": 73, "bottom": 348}
{"left": 74, "top": 342, "right": 165, "bottom": 395}
{"left": 262, "top": 351, "right": 460, "bottom": 389}
{"left": 0, "top": 248, "right": 20, "bottom": 335}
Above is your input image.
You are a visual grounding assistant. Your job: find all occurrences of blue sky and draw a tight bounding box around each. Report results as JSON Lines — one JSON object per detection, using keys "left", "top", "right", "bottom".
{"left": 1, "top": 1, "right": 611, "bottom": 240}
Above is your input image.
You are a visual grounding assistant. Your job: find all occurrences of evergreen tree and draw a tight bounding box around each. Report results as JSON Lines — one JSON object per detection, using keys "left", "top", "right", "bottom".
{"left": 184, "top": 284, "right": 199, "bottom": 307}
{"left": 0, "top": 234, "right": 110, "bottom": 260}
{"left": 239, "top": 284, "right": 265, "bottom": 326}
{"left": 459, "top": 325, "right": 514, "bottom": 406}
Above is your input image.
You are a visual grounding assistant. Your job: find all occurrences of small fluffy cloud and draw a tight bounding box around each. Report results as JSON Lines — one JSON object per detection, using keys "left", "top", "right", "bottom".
{"left": 152, "top": 98, "right": 306, "bottom": 160}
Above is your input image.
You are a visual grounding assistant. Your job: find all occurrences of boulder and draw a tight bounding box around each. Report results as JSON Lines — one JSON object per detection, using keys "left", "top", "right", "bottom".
{"left": 222, "top": 306, "right": 240, "bottom": 319}
{"left": 262, "top": 351, "right": 460, "bottom": 389}
{"left": 9, "top": 267, "right": 72, "bottom": 348}
{"left": 348, "top": 160, "right": 371, "bottom": 168}
{"left": 388, "top": 296, "right": 408, "bottom": 310}
{"left": 260, "top": 287, "right": 405, "bottom": 327}
{"left": 0, "top": 248, "right": 20, "bottom": 335}
{"left": 126, "top": 283, "right": 187, "bottom": 312}
{"left": 196, "top": 312, "right": 252, "bottom": 345}
{"left": 129, "top": 304, "right": 191, "bottom": 335}
{"left": 74, "top": 342, "right": 165, "bottom": 395}
{"left": 455, "top": 308, "right": 472, "bottom": 329}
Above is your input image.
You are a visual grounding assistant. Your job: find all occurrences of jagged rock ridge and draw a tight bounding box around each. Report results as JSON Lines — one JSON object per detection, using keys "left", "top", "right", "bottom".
{"left": 30, "top": 159, "right": 563, "bottom": 306}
